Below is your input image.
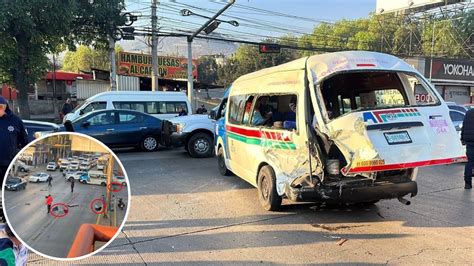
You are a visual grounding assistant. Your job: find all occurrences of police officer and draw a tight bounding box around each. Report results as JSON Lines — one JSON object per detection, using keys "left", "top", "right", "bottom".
{"left": 0, "top": 96, "right": 28, "bottom": 184}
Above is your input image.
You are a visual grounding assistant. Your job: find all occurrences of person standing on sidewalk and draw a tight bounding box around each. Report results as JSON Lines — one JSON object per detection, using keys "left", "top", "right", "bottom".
{"left": 70, "top": 178, "right": 75, "bottom": 193}
{"left": 0, "top": 96, "right": 28, "bottom": 185}
{"left": 59, "top": 98, "right": 73, "bottom": 120}
{"left": 45, "top": 195, "right": 53, "bottom": 214}
{"left": 461, "top": 108, "right": 474, "bottom": 189}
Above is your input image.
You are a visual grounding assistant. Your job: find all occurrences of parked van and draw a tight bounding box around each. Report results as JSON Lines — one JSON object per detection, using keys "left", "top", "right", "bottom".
{"left": 63, "top": 91, "right": 191, "bottom": 122}
{"left": 215, "top": 51, "right": 465, "bottom": 211}
{"left": 80, "top": 171, "right": 122, "bottom": 186}
{"left": 59, "top": 160, "right": 69, "bottom": 171}
{"left": 80, "top": 172, "right": 107, "bottom": 186}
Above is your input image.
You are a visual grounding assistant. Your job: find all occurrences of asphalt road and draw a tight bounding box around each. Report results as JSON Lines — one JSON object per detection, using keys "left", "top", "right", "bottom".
{"left": 28, "top": 149, "right": 473, "bottom": 264}
{"left": 4, "top": 165, "right": 128, "bottom": 258}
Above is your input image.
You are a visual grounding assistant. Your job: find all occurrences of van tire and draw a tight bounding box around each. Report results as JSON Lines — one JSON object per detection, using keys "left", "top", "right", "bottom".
{"left": 101, "top": 182, "right": 106, "bottom": 186}
{"left": 188, "top": 133, "right": 213, "bottom": 158}
{"left": 217, "top": 146, "right": 231, "bottom": 176}
{"left": 141, "top": 136, "right": 159, "bottom": 152}
{"left": 257, "top": 165, "right": 282, "bottom": 211}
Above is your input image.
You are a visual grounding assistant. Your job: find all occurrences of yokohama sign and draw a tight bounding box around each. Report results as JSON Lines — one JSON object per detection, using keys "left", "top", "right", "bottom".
{"left": 426, "top": 58, "right": 474, "bottom": 82}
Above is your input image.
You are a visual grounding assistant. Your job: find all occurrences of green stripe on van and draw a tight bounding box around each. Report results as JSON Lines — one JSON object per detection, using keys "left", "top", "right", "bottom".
{"left": 227, "top": 132, "right": 296, "bottom": 150}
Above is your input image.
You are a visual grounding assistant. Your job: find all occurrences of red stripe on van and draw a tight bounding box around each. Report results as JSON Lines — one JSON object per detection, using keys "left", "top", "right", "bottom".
{"left": 343, "top": 157, "right": 465, "bottom": 174}
{"left": 226, "top": 125, "right": 292, "bottom": 142}
{"left": 356, "top": 63, "right": 376, "bottom": 67}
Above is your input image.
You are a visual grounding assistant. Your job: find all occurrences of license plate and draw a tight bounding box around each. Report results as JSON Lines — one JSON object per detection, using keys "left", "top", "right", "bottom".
{"left": 384, "top": 131, "right": 412, "bottom": 145}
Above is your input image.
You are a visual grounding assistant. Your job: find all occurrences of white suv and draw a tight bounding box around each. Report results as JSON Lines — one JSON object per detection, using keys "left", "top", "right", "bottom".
{"left": 46, "top": 162, "right": 57, "bottom": 171}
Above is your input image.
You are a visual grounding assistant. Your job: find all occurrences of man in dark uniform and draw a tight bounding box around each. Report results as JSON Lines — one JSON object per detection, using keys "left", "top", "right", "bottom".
{"left": 0, "top": 96, "right": 28, "bottom": 185}
{"left": 461, "top": 108, "right": 474, "bottom": 189}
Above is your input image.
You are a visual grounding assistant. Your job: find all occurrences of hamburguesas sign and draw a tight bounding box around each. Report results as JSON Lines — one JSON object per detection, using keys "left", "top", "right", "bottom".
{"left": 117, "top": 52, "right": 198, "bottom": 80}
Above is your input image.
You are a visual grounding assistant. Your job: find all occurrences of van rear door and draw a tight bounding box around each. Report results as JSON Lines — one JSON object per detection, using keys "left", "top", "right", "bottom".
{"left": 316, "top": 71, "right": 465, "bottom": 174}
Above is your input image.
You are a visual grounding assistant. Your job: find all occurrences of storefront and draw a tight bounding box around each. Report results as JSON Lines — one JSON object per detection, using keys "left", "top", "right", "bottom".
{"left": 405, "top": 57, "right": 473, "bottom": 104}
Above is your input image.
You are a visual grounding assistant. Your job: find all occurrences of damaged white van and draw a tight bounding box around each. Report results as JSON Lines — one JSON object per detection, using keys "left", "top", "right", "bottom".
{"left": 214, "top": 51, "right": 465, "bottom": 211}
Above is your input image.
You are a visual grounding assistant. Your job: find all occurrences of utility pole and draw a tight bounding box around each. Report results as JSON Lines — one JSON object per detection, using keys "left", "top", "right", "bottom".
{"left": 52, "top": 54, "right": 57, "bottom": 118}
{"left": 151, "top": 0, "right": 159, "bottom": 91}
{"left": 186, "top": 0, "right": 236, "bottom": 111}
{"left": 109, "top": 36, "right": 117, "bottom": 91}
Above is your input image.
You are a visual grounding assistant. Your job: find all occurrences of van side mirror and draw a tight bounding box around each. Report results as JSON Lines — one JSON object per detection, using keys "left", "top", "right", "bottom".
{"left": 209, "top": 110, "right": 217, "bottom": 120}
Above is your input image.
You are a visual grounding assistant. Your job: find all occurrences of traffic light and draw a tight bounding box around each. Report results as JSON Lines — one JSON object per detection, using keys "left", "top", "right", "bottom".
{"left": 259, "top": 44, "right": 281, "bottom": 53}
{"left": 203, "top": 20, "right": 221, "bottom": 35}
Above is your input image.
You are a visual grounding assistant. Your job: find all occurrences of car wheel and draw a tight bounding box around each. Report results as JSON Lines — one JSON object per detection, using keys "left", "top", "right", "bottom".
{"left": 101, "top": 182, "right": 106, "bottom": 186}
{"left": 188, "top": 133, "right": 213, "bottom": 158}
{"left": 140, "top": 136, "right": 159, "bottom": 152}
{"left": 257, "top": 165, "right": 282, "bottom": 211}
{"left": 217, "top": 146, "right": 231, "bottom": 176}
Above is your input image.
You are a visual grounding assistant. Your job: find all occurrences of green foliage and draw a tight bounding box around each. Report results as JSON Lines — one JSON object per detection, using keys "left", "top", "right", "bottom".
{"left": 197, "top": 56, "right": 219, "bottom": 86}
{"left": 62, "top": 44, "right": 122, "bottom": 72}
{"left": 0, "top": 0, "right": 126, "bottom": 118}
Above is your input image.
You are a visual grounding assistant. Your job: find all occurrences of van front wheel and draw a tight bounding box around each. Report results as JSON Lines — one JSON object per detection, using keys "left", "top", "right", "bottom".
{"left": 257, "top": 165, "right": 282, "bottom": 211}
{"left": 217, "top": 146, "right": 231, "bottom": 176}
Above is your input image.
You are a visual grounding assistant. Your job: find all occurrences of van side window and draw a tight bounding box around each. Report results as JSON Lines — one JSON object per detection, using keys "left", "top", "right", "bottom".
{"left": 242, "top": 96, "right": 254, "bottom": 124}
{"left": 413, "top": 83, "right": 439, "bottom": 105}
{"left": 147, "top": 102, "right": 189, "bottom": 114}
{"left": 228, "top": 95, "right": 246, "bottom": 125}
{"left": 82, "top": 102, "right": 106, "bottom": 114}
{"left": 146, "top": 102, "right": 159, "bottom": 114}
{"left": 250, "top": 94, "right": 297, "bottom": 130}
{"left": 165, "top": 102, "right": 188, "bottom": 114}
{"left": 113, "top": 102, "right": 146, "bottom": 113}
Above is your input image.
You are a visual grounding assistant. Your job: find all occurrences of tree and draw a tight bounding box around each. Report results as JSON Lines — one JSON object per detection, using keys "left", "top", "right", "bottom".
{"left": 197, "top": 56, "right": 218, "bottom": 86}
{"left": 0, "top": 0, "right": 125, "bottom": 119}
{"left": 62, "top": 44, "right": 122, "bottom": 72}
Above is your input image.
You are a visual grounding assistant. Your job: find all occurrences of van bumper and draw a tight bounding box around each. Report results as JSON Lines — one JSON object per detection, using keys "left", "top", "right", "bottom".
{"left": 285, "top": 181, "right": 417, "bottom": 203}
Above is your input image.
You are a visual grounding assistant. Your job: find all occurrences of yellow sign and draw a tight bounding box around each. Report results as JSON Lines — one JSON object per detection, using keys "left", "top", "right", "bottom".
{"left": 117, "top": 51, "right": 198, "bottom": 80}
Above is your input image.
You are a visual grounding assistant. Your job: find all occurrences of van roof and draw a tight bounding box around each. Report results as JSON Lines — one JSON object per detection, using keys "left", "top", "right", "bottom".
{"left": 233, "top": 51, "right": 417, "bottom": 86}
{"left": 86, "top": 91, "right": 188, "bottom": 101}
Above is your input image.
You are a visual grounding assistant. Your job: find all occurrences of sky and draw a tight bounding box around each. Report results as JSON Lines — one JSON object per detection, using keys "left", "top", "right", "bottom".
{"left": 122, "top": 0, "right": 377, "bottom": 57}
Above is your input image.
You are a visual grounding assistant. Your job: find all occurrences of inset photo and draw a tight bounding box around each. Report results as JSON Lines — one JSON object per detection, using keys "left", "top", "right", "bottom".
{"left": 2, "top": 132, "right": 130, "bottom": 260}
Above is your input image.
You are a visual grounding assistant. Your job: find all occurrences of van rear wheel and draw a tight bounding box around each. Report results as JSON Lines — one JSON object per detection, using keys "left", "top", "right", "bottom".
{"left": 217, "top": 146, "right": 231, "bottom": 176}
{"left": 257, "top": 165, "right": 282, "bottom": 211}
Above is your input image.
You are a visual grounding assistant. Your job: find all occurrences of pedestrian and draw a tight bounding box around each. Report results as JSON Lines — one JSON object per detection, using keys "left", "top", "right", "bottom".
{"left": 70, "top": 178, "right": 75, "bottom": 193}
{"left": 0, "top": 96, "right": 28, "bottom": 186}
{"left": 5, "top": 224, "right": 27, "bottom": 266}
{"left": 461, "top": 108, "right": 474, "bottom": 189}
{"left": 45, "top": 195, "right": 53, "bottom": 214}
{"left": 0, "top": 224, "right": 15, "bottom": 265}
{"left": 47, "top": 175, "right": 52, "bottom": 187}
{"left": 59, "top": 98, "right": 73, "bottom": 120}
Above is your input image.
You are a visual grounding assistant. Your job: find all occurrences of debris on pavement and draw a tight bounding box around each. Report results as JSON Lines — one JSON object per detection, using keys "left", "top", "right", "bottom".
{"left": 337, "top": 238, "right": 348, "bottom": 246}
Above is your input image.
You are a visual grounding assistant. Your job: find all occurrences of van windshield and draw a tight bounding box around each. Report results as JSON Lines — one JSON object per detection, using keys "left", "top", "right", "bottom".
{"left": 318, "top": 71, "right": 440, "bottom": 120}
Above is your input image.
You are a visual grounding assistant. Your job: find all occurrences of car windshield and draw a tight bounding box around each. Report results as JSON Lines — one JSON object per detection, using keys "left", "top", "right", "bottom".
{"left": 6, "top": 178, "right": 20, "bottom": 184}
